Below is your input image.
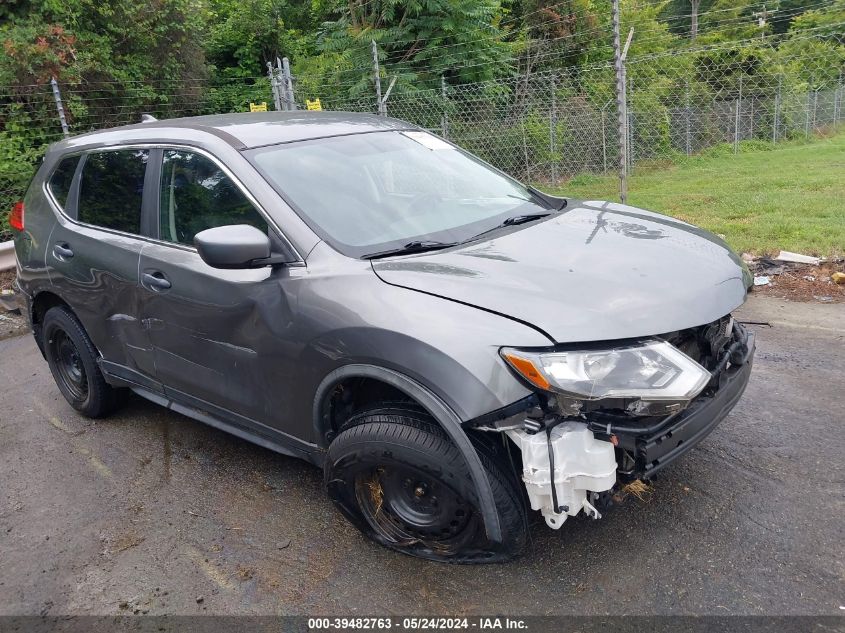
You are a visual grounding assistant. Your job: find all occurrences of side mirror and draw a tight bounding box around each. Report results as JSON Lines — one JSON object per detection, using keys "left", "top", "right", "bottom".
{"left": 194, "top": 224, "right": 281, "bottom": 269}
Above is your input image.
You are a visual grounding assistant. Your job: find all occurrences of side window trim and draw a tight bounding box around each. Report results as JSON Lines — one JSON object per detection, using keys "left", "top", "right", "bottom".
{"left": 65, "top": 153, "right": 86, "bottom": 220}
{"left": 141, "top": 148, "right": 162, "bottom": 240}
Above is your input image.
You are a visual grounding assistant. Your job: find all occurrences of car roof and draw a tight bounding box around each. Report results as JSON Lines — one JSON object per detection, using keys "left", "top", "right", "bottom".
{"left": 52, "top": 111, "right": 417, "bottom": 152}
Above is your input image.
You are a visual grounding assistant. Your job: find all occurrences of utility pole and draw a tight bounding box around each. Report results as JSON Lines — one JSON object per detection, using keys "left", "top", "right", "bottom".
{"left": 50, "top": 77, "right": 70, "bottom": 137}
{"left": 372, "top": 40, "right": 384, "bottom": 116}
{"left": 613, "top": 0, "right": 627, "bottom": 203}
{"left": 550, "top": 74, "right": 557, "bottom": 185}
{"left": 690, "top": 0, "right": 701, "bottom": 41}
{"left": 441, "top": 75, "right": 449, "bottom": 139}
{"left": 734, "top": 73, "right": 743, "bottom": 154}
{"left": 267, "top": 61, "right": 282, "bottom": 111}
{"left": 752, "top": 5, "right": 776, "bottom": 37}
{"left": 281, "top": 57, "right": 297, "bottom": 110}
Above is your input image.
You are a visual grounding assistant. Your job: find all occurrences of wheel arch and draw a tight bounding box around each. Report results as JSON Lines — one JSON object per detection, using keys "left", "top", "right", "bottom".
{"left": 30, "top": 290, "right": 74, "bottom": 358}
{"left": 313, "top": 363, "right": 503, "bottom": 544}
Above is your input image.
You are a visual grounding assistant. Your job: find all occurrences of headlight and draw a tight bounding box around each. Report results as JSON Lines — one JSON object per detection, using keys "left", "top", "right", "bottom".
{"left": 501, "top": 341, "right": 711, "bottom": 402}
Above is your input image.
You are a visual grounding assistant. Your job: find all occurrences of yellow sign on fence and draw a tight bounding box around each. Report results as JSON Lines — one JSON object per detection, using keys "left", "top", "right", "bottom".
{"left": 249, "top": 102, "right": 268, "bottom": 112}
{"left": 306, "top": 98, "right": 322, "bottom": 111}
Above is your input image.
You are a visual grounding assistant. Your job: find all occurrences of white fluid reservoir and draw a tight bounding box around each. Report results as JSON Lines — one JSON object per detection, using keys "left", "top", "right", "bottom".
{"left": 507, "top": 421, "right": 617, "bottom": 529}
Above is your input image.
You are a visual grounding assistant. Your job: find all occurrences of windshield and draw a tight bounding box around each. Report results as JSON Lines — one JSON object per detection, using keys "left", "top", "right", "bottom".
{"left": 247, "top": 130, "right": 550, "bottom": 258}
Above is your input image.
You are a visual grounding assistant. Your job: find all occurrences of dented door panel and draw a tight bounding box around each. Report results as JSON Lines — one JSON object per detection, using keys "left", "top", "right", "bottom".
{"left": 49, "top": 215, "right": 151, "bottom": 372}
{"left": 137, "top": 241, "right": 303, "bottom": 426}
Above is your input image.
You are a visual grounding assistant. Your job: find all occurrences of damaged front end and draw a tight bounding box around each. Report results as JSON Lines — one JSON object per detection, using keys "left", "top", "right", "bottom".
{"left": 472, "top": 316, "right": 755, "bottom": 530}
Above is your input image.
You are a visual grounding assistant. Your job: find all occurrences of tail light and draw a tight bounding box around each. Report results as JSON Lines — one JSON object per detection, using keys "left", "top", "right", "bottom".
{"left": 10, "top": 201, "right": 24, "bottom": 231}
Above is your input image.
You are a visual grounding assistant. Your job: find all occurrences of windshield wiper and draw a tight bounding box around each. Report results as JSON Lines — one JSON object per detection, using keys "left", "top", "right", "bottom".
{"left": 503, "top": 213, "right": 549, "bottom": 226}
{"left": 362, "top": 240, "right": 457, "bottom": 260}
{"left": 527, "top": 186, "right": 568, "bottom": 210}
{"left": 461, "top": 213, "right": 551, "bottom": 244}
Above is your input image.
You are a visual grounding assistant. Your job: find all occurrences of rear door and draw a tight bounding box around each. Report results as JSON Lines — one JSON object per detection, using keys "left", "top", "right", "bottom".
{"left": 47, "top": 148, "right": 158, "bottom": 382}
{"left": 137, "top": 148, "right": 302, "bottom": 430}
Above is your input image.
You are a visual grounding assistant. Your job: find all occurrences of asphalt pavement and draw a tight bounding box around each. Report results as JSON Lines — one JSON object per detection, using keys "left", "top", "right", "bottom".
{"left": 0, "top": 295, "right": 843, "bottom": 616}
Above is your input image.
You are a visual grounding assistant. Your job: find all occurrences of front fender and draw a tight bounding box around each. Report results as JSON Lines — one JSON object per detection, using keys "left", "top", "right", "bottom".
{"left": 312, "top": 363, "right": 507, "bottom": 543}
{"left": 298, "top": 254, "right": 552, "bottom": 546}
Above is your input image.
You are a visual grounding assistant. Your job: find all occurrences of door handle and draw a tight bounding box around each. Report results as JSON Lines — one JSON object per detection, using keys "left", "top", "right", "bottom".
{"left": 53, "top": 243, "right": 74, "bottom": 259}
{"left": 142, "top": 272, "right": 172, "bottom": 291}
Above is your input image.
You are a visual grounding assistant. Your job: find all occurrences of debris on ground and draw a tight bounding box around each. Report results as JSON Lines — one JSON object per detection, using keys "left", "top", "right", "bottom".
{"left": 0, "top": 311, "right": 27, "bottom": 340}
{"left": 775, "top": 250, "right": 822, "bottom": 266}
{"left": 276, "top": 538, "right": 291, "bottom": 550}
{"left": 236, "top": 566, "right": 254, "bottom": 581}
{"left": 0, "top": 270, "right": 15, "bottom": 293}
{"left": 746, "top": 255, "right": 845, "bottom": 303}
{"left": 621, "top": 479, "right": 653, "bottom": 502}
{"left": 1, "top": 270, "right": 28, "bottom": 336}
{"left": 0, "top": 288, "right": 18, "bottom": 310}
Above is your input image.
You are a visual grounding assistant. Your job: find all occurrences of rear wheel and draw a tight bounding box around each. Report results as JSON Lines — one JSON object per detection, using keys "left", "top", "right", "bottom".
{"left": 42, "top": 306, "right": 128, "bottom": 418}
{"left": 325, "top": 404, "right": 527, "bottom": 563}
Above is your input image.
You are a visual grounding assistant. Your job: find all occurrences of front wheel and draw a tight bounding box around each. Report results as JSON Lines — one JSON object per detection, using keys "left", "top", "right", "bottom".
{"left": 324, "top": 404, "right": 527, "bottom": 563}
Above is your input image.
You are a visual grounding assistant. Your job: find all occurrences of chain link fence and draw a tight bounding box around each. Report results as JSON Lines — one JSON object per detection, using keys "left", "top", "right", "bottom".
{"left": 330, "top": 34, "right": 845, "bottom": 184}
{"left": 2, "top": 32, "right": 843, "bottom": 240}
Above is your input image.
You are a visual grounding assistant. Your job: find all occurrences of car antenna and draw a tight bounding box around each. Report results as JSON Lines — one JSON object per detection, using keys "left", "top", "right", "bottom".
{"left": 140, "top": 113, "right": 158, "bottom": 123}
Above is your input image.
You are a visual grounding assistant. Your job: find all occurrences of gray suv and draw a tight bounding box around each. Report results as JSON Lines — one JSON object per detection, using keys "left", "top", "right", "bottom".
{"left": 12, "top": 112, "right": 755, "bottom": 563}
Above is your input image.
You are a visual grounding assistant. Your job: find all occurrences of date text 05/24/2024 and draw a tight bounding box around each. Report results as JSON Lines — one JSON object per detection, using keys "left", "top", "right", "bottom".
{"left": 308, "top": 617, "right": 528, "bottom": 630}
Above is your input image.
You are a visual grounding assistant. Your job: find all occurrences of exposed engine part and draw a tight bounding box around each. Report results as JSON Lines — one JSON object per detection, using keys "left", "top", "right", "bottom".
{"left": 625, "top": 398, "right": 685, "bottom": 417}
{"left": 522, "top": 418, "right": 543, "bottom": 434}
{"left": 663, "top": 314, "right": 735, "bottom": 371}
{"left": 469, "top": 397, "right": 543, "bottom": 432}
{"left": 554, "top": 395, "right": 584, "bottom": 417}
{"left": 506, "top": 421, "right": 617, "bottom": 529}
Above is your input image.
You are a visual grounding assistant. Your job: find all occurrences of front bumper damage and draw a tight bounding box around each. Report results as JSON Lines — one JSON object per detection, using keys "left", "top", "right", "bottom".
{"left": 502, "top": 321, "right": 755, "bottom": 529}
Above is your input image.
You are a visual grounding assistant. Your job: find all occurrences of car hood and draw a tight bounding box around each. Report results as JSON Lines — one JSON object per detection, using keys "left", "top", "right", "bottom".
{"left": 371, "top": 200, "right": 751, "bottom": 343}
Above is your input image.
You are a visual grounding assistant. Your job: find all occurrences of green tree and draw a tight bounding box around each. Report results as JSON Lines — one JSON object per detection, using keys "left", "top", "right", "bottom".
{"left": 771, "top": 0, "right": 840, "bottom": 34}
{"left": 302, "top": 0, "right": 515, "bottom": 99}
{"left": 206, "top": 0, "right": 317, "bottom": 77}
{"left": 519, "top": 0, "right": 600, "bottom": 68}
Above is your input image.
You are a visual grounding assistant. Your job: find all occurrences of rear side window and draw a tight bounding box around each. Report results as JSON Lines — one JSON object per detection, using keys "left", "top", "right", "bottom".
{"left": 47, "top": 156, "right": 80, "bottom": 209}
{"left": 78, "top": 149, "right": 149, "bottom": 234}
{"left": 159, "top": 150, "right": 268, "bottom": 246}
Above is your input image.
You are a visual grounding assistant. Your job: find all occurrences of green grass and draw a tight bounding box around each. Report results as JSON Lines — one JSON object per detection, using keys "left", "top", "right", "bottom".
{"left": 539, "top": 131, "right": 845, "bottom": 257}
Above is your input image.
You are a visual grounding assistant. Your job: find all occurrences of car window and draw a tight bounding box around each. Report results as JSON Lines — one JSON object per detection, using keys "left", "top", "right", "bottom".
{"left": 78, "top": 149, "right": 149, "bottom": 234}
{"left": 159, "top": 150, "right": 268, "bottom": 246}
{"left": 48, "top": 155, "right": 80, "bottom": 209}
{"left": 247, "top": 131, "right": 547, "bottom": 258}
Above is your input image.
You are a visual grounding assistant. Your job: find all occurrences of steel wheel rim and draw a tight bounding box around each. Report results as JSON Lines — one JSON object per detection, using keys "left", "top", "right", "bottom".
{"left": 355, "top": 465, "right": 476, "bottom": 549}
{"left": 51, "top": 331, "right": 88, "bottom": 401}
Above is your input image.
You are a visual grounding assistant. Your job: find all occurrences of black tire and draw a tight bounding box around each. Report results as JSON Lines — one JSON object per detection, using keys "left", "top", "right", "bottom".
{"left": 324, "top": 403, "right": 527, "bottom": 563}
{"left": 42, "top": 306, "right": 128, "bottom": 418}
